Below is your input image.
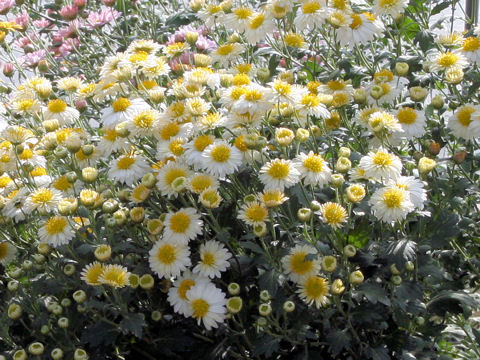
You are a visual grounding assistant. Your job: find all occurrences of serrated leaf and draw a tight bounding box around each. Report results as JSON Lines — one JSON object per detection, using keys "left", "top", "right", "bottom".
{"left": 427, "top": 291, "right": 478, "bottom": 316}
{"left": 386, "top": 239, "right": 417, "bottom": 266}
{"left": 81, "top": 321, "right": 119, "bottom": 347}
{"left": 120, "top": 313, "right": 146, "bottom": 338}
{"left": 365, "top": 345, "right": 390, "bottom": 360}
{"left": 252, "top": 335, "right": 280, "bottom": 357}
{"left": 238, "top": 241, "right": 264, "bottom": 254}
{"left": 326, "top": 329, "right": 351, "bottom": 357}
{"left": 258, "top": 270, "right": 279, "bottom": 295}
{"left": 358, "top": 283, "right": 391, "bottom": 306}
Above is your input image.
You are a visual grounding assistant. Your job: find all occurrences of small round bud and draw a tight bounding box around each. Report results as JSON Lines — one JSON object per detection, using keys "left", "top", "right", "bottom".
{"left": 431, "top": 95, "right": 444, "bottom": 109}
{"left": 297, "top": 207, "right": 312, "bottom": 222}
{"left": 54, "top": 146, "right": 69, "bottom": 159}
{"left": 22, "top": 260, "right": 33, "bottom": 270}
{"left": 405, "top": 261, "right": 415, "bottom": 271}
{"left": 418, "top": 157, "right": 436, "bottom": 174}
{"left": 257, "top": 317, "right": 268, "bottom": 327}
{"left": 102, "top": 199, "right": 119, "bottom": 214}
{"left": 331, "top": 174, "right": 344, "bottom": 187}
{"left": 185, "top": 31, "right": 199, "bottom": 45}
{"left": 94, "top": 244, "right": 112, "bottom": 262}
{"left": 244, "top": 194, "right": 256, "bottom": 203}
{"left": 141, "top": 173, "right": 157, "bottom": 188}
{"left": 61, "top": 298, "right": 72, "bottom": 307}
{"left": 338, "top": 147, "right": 351, "bottom": 158}
{"left": 147, "top": 219, "right": 163, "bottom": 235}
{"left": 409, "top": 86, "right": 428, "bottom": 102}
{"left": 140, "top": 274, "right": 155, "bottom": 290}
{"left": 295, "top": 128, "right": 310, "bottom": 142}
{"left": 52, "top": 304, "right": 63, "bottom": 315}
{"left": 344, "top": 244, "right": 357, "bottom": 257}
{"left": 171, "top": 176, "right": 187, "bottom": 193}
{"left": 390, "top": 264, "right": 401, "bottom": 275}
{"left": 151, "top": 310, "right": 163, "bottom": 322}
{"left": 113, "top": 210, "right": 127, "bottom": 226}
{"left": 322, "top": 256, "right": 337, "bottom": 272}
{"left": 58, "top": 317, "right": 69, "bottom": 328}
{"left": 391, "top": 275, "right": 402, "bottom": 286}
{"left": 228, "top": 282, "right": 240, "bottom": 295}
{"left": 256, "top": 68, "right": 270, "bottom": 83}
{"left": 129, "top": 274, "right": 140, "bottom": 289}
{"left": 8, "top": 267, "right": 23, "bottom": 279}
{"left": 453, "top": 150, "right": 467, "bottom": 164}
{"left": 73, "top": 290, "right": 87, "bottom": 303}
{"left": 8, "top": 303, "right": 22, "bottom": 319}
{"left": 395, "top": 62, "right": 409, "bottom": 76}
{"left": 226, "top": 297, "right": 243, "bottom": 314}
{"left": 336, "top": 157, "right": 351, "bottom": 173}
{"left": 275, "top": 127, "right": 294, "bottom": 146}
{"left": 130, "top": 207, "right": 145, "bottom": 223}
{"left": 370, "top": 85, "right": 384, "bottom": 100}
{"left": 258, "top": 303, "right": 272, "bottom": 316}
{"left": 64, "top": 264, "right": 75, "bottom": 276}
{"left": 330, "top": 279, "right": 346, "bottom": 295}
{"left": 253, "top": 222, "right": 267, "bottom": 237}
{"left": 81, "top": 167, "right": 98, "bottom": 183}
{"left": 28, "top": 342, "right": 45, "bottom": 355}
{"left": 79, "top": 189, "right": 99, "bottom": 207}
{"left": 310, "top": 200, "right": 322, "bottom": 212}
{"left": 349, "top": 270, "right": 364, "bottom": 285}
{"left": 353, "top": 88, "right": 367, "bottom": 104}
{"left": 13, "top": 350, "right": 27, "bottom": 360}
{"left": 77, "top": 304, "right": 87, "bottom": 313}
{"left": 415, "top": 316, "right": 425, "bottom": 326}
{"left": 43, "top": 119, "right": 60, "bottom": 132}
{"left": 66, "top": 171, "right": 78, "bottom": 183}
{"left": 283, "top": 300, "right": 295, "bottom": 312}
{"left": 259, "top": 290, "right": 271, "bottom": 302}
{"left": 346, "top": 184, "right": 366, "bottom": 203}
{"left": 73, "top": 349, "right": 88, "bottom": 360}
{"left": 279, "top": 71, "right": 294, "bottom": 84}
{"left": 40, "top": 325, "right": 50, "bottom": 335}
{"left": 8, "top": 280, "right": 19, "bottom": 292}
{"left": 51, "top": 348, "right": 64, "bottom": 360}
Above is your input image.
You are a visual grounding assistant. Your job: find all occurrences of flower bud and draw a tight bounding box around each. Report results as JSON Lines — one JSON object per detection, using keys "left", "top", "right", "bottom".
{"left": 51, "top": 348, "right": 64, "bottom": 360}
{"left": 13, "top": 350, "right": 27, "bottom": 360}
{"left": 81, "top": 167, "right": 98, "bottom": 183}
{"left": 80, "top": 189, "right": 99, "bottom": 207}
{"left": 151, "top": 310, "right": 163, "bottom": 321}
{"left": 310, "top": 200, "right": 321, "bottom": 211}
{"left": 58, "top": 198, "right": 78, "bottom": 215}
{"left": 140, "top": 274, "right": 155, "bottom": 290}
{"left": 258, "top": 303, "right": 272, "bottom": 316}
{"left": 346, "top": 184, "right": 366, "bottom": 203}
{"left": 431, "top": 95, "right": 444, "bottom": 109}
{"left": 297, "top": 207, "right": 312, "bottom": 222}
{"left": 9, "top": 267, "right": 23, "bottom": 279}
{"left": 185, "top": 31, "right": 199, "bottom": 45}
{"left": 257, "top": 317, "right": 268, "bottom": 327}
{"left": 64, "top": 264, "right": 75, "bottom": 276}
{"left": 259, "top": 290, "right": 271, "bottom": 302}
{"left": 65, "top": 135, "right": 82, "bottom": 153}
{"left": 428, "top": 142, "right": 441, "bottom": 156}
{"left": 66, "top": 171, "right": 78, "bottom": 183}
{"left": 102, "top": 199, "right": 119, "bottom": 214}
{"left": 256, "top": 68, "right": 270, "bottom": 83}
{"left": 283, "top": 300, "right": 295, "bottom": 312}
{"left": 38, "top": 243, "right": 51, "bottom": 255}
{"left": 73, "top": 349, "right": 88, "bottom": 360}
{"left": 54, "top": 146, "right": 69, "bottom": 159}
{"left": 8, "top": 280, "right": 19, "bottom": 292}
{"left": 3, "top": 63, "right": 14, "bottom": 77}
{"left": 43, "top": 119, "right": 60, "bottom": 132}
{"left": 409, "top": 86, "right": 427, "bottom": 102}
{"left": 295, "top": 128, "right": 310, "bottom": 142}
{"left": 331, "top": 279, "right": 346, "bottom": 295}
{"left": 370, "top": 85, "right": 383, "bottom": 100}
{"left": 94, "top": 244, "right": 112, "bottom": 262}
{"left": 73, "top": 290, "right": 87, "bottom": 303}
{"left": 113, "top": 210, "right": 127, "bottom": 226}
{"left": 353, "top": 88, "right": 367, "bottom": 104}
{"left": 338, "top": 147, "right": 351, "bottom": 158}
{"left": 331, "top": 174, "right": 344, "bottom": 187}
{"left": 58, "top": 317, "right": 69, "bottom": 328}
{"left": 129, "top": 274, "right": 140, "bottom": 289}
{"left": 321, "top": 256, "right": 337, "bottom": 272}
{"left": 228, "top": 282, "right": 240, "bottom": 295}
{"left": 394, "top": 62, "right": 409, "bottom": 76}
{"left": 40, "top": 325, "right": 50, "bottom": 335}
{"left": 275, "top": 127, "right": 294, "bottom": 146}
{"left": 453, "top": 150, "right": 467, "bottom": 164}
{"left": 253, "top": 222, "right": 267, "bottom": 237}
{"left": 226, "top": 296, "right": 243, "bottom": 314}
{"left": 22, "top": 259, "right": 33, "bottom": 270}
{"left": 53, "top": 304, "right": 64, "bottom": 315}
{"left": 405, "top": 261, "right": 415, "bottom": 271}
{"left": 130, "top": 207, "right": 145, "bottom": 223}
{"left": 390, "top": 263, "right": 401, "bottom": 275}
{"left": 147, "top": 219, "right": 164, "bottom": 235}
{"left": 391, "top": 275, "right": 402, "bottom": 285}
{"left": 418, "top": 157, "right": 436, "bottom": 174}
{"left": 199, "top": 188, "right": 222, "bottom": 209}
{"left": 446, "top": 66, "right": 464, "bottom": 84}
{"left": 415, "top": 316, "right": 425, "bottom": 326}
{"left": 336, "top": 157, "right": 351, "bottom": 173}
{"left": 194, "top": 54, "right": 211, "bottom": 67}
{"left": 171, "top": 176, "right": 187, "bottom": 193}
{"left": 349, "top": 270, "right": 364, "bottom": 285}
{"left": 38, "top": 59, "right": 50, "bottom": 73}
{"left": 141, "top": 173, "right": 157, "bottom": 188}
{"left": 343, "top": 244, "right": 356, "bottom": 257}
{"left": 8, "top": 303, "right": 22, "bottom": 319}
{"left": 279, "top": 71, "right": 294, "bottom": 84}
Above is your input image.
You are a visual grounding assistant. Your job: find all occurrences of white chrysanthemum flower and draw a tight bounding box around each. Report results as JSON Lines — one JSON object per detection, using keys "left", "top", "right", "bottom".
{"left": 98, "top": 264, "right": 131, "bottom": 288}
{"left": 233, "top": 83, "right": 273, "bottom": 116}
{"left": 372, "top": 0, "right": 408, "bottom": 17}
{"left": 337, "top": 12, "right": 385, "bottom": 47}
{"left": 388, "top": 176, "right": 427, "bottom": 210}
{"left": 201, "top": 141, "right": 243, "bottom": 178}
{"left": 149, "top": 239, "right": 191, "bottom": 278}
{"left": 318, "top": 202, "right": 348, "bottom": 229}
{"left": 155, "top": 120, "right": 193, "bottom": 142}
{"left": 193, "top": 241, "right": 232, "bottom": 279}
{"left": 395, "top": 107, "right": 426, "bottom": 138}
{"left": 429, "top": 50, "right": 469, "bottom": 72}
{"left": 297, "top": 275, "right": 330, "bottom": 308}
{"left": 294, "top": 0, "right": 328, "bottom": 31}
{"left": 244, "top": 11, "right": 275, "bottom": 44}
{"left": 108, "top": 154, "right": 151, "bottom": 186}
{"left": 2, "top": 188, "right": 29, "bottom": 222}
{"left": 184, "top": 135, "right": 215, "bottom": 170}
{"left": 447, "top": 104, "right": 480, "bottom": 140}
{"left": 42, "top": 99, "right": 80, "bottom": 126}
{"left": 269, "top": 79, "right": 307, "bottom": 106}
{"left": 367, "top": 111, "right": 403, "bottom": 135}
{"left": 282, "top": 244, "right": 321, "bottom": 283}
{"left": 101, "top": 97, "right": 150, "bottom": 129}
{"left": 11, "top": 98, "right": 41, "bottom": 115}
{"left": 259, "top": 158, "right": 301, "bottom": 191}
{"left": 238, "top": 201, "right": 269, "bottom": 226}
{"left": 197, "top": 3, "right": 225, "bottom": 28}
{"left": 38, "top": 216, "right": 75, "bottom": 247}
{"left": 358, "top": 148, "right": 402, "bottom": 182}
{"left": 167, "top": 270, "right": 210, "bottom": 316}
{"left": 0, "top": 241, "right": 17, "bottom": 265}
{"left": 24, "top": 188, "right": 63, "bottom": 214}
{"left": 296, "top": 93, "right": 330, "bottom": 122}
{"left": 294, "top": 151, "right": 332, "bottom": 186}
{"left": 370, "top": 185, "right": 415, "bottom": 223}
{"left": 156, "top": 137, "right": 188, "bottom": 160}
{"left": 125, "top": 109, "right": 161, "bottom": 137}
{"left": 163, "top": 207, "right": 203, "bottom": 244}
{"left": 210, "top": 43, "right": 245, "bottom": 66}
{"left": 156, "top": 161, "right": 192, "bottom": 198}
{"left": 185, "top": 282, "right": 227, "bottom": 330}
{"left": 223, "top": 6, "right": 254, "bottom": 32}
{"left": 460, "top": 36, "right": 480, "bottom": 65}
{"left": 97, "top": 128, "right": 130, "bottom": 157}
{"left": 188, "top": 173, "right": 220, "bottom": 194}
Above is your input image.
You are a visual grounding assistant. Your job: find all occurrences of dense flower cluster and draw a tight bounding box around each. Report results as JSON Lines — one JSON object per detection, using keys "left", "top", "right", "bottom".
{"left": 0, "top": 0, "right": 479, "bottom": 359}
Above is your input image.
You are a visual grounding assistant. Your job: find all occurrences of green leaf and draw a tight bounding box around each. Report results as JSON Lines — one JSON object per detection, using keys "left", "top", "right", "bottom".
{"left": 431, "top": 2, "right": 452, "bottom": 15}
{"left": 120, "top": 313, "right": 146, "bottom": 338}
{"left": 427, "top": 291, "right": 478, "bottom": 316}
{"left": 81, "top": 321, "right": 119, "bottom": 347}
{"left": 326, "top": 329, "right": 351, "bottom": 357}
{"left": 386, "top": 239, "right": 417, "bottom": 266}
{"left": 258, "top": 270, "right": 280, "bottom": 295}
{"left": 364, "top": 345, "right": 390, "bottom": 360}
{"left": 358, "top": 283, "right": 391, "bottom": 306}
{"left": 252, "top": 335, "right": 280, "bottom": 357}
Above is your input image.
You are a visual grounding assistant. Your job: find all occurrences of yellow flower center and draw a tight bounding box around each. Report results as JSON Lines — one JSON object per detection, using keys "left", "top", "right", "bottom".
{"left": 19, "top": 148, "right": 33, "bottom": 160}
{"left": 129, "top": 51, "right": 149, "bottom": 63}
{"left": 200, "top": 113, "right": 222, "bottom": 127}
{"left": 157, "top": 244, "right": 176, "bottom": 264}
{"left": 304, "top": 276, "right": 328, "bottom": 298}
{"left": 31, "top": 189, "right": 53, "bottom": 204}
{"left": 45, "top": 216, "right": 67, "bottom": 235}
{"left": 236, "top": 63, "right": 252, "bottom": 74}
{"left": 191, "top": 298, "right": 210, "bottom": 319}
{"left": 303, "top": 155, "right": 324, "bottom": 172}
{"left": 202, "top": 252, "right": 216, "bottom": 266}
{"left": 382, "top": 188, "right": 405, "bottom": 208}
{"left": 290, "top": 252, "right": 313, "bottom": 275}
{"left": 47, "top": 99, "right": 67, "bottom": 113}
{"left": 133, "top": 111, "right": 155, "bottom": 129}
{"left": 169, "top": 102, "right": 185, "bottom": 117}
{"left": 104, "top": 129, "right": 118, "bottom": 142}
{"left": 332, "top": 92, "right": 349, "bottom": 107}
{"left": 165, "top": 168, "right": 187, "bottom": 185}
{"left": 84, "top": 263, "right": 104, "bottom": 285}
{"left": 178, "top": 279, "right": 195, "bottom": 300}
{"left": 322, "top": 203, "right": 346, "bottom": 225}
{"left": 302, "top": 1, "right": 321, "bottom": 14}
{"left": 284, "top": 33, "right": 305, "bottom": 48}
{"left": 117, "top": 156, "right": 135, "bottom": 170}
{"left": 207, "top": 5, "right": 222, "bottom": 14}
{"left": 332, "top": 0, "right": 348, "bottom": 10}
{"left": 17, "top": 99, "right": 35, "bottom": 111}
{"left": 249, "top": 13, "right": 265, "bottom": 29}
{"left": 53, "top": 176, "right": 72, "bottom": 191}
{"left": 234, "top": 7, "right": 253, "bottom": 19}
{"left": 379, "top": 0, "right": 398, "bottom": 7}
{"left": 31, "top": 167, "right": 47, "bottom": 177}
{"left": 0, "top": 242, "right": 7, "bottom": 259}
{"left": 169, "top": 212, "right": 191, "bottom": 233}
{"left": 268, "top": 161, "right": 290, "bottom": 179}
{"left": 244, "top": 89, "right": 263, "bottom": 101}
{"left": 457, "top": 106, "right": 475, "bottom": 127}
{"left": 274, "top": 81, "right": 291, "bottom": 95}
{"left": 374, "top": 69, "right": 394, "bottom": 83}
{"left": 397, "top": 107, "right": 417, "bottom": 124}
{"left": 160, "top": 122, "right": 180, "bottom": 140}
{"left": 231, "top": 86, "right": 247, "bottom": 100}
{"left": 217, "top": 44, "right": 234, "bottom": 56}
{"left": 463, "top": 37, "right": 480, "bottom": 51}
{"left": 233, "top": 74, "right": 251, "bottom": 86}
{"left": 0, "top": 176, "right": 11, "bottom": 188}
{"left": 372, "top": 151, "right": 393, "bottom": 166}
{"left": 210, "top": 145, "right": 231, "bottom": 163}
{"left": 102, "top": 267, "right": 128, "bottom": 286}
{"left": 189, "top": 175, "right": 213, "bottom": 193}
{"left": 301, "top": 94, "right": 321, "bottom": 107}
{"left": 234, "top": 135, "right": 248, "bottom": 152}
{"left": 245, "top": 203, "right": 268, "bottom": 222}
{"left": 169, "top": 139, "right": 186, "bottom": 156}
{"left": 112, "top": 98, "right": 131, "bottom": 113}
{"left": 437, "top": 52, "right": 459, "bottom": 67}
{"left": 193, "top": 135, "right": 214, "bottom": 152}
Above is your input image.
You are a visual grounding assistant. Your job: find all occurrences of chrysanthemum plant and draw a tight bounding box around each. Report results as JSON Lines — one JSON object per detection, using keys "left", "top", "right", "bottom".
{"left": 0, "top": 0, "right": 479, "bottom": 359}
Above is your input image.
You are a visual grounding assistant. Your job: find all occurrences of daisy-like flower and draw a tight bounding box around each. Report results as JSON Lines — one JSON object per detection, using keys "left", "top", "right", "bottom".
{"left": 372, "top": 0, "right": 408, "bottom": 17}
{"left": 156, "top": 137, "right": 188, "bottom": 159}
{"left": 101, "top": 97, "right": 150, "bottom": 129}
{"left": 358, "top": 147, "right": 402, "bottom": 182}
{"left": 389, "top": 176, "right": 427, "bottom": 210}
{"left": 42, "top": 99, "right": 80, "bottom": 126}
{"left": 282, "top": 244, "right": 321, "bottom": 283}
{"left": 370, "top": 185, "right": 415, "bottom": 223}
{"left": 167, "top": 270, "right": 210, "bottom": 316}
{"left": 126, "top": 109, "right": 161, "bottom": 137}
{"left": 210, "top": 43, "right": 245, "bottom": 66}
{"left": 244, "top": 11, "right": 275, "bottom": 44}
{"left": 199, "top": 188, "right": 222, "bottom": 209}
{"left": 238, "top": 201, "right": 269, "bottom": 226}
{"left": 108, "top": 153, "right": 151, "bottom": 186}
{"left": 2, "top": 188, "right": 29, "bottom": 222}
{"left": 97, "top": 128, "right": 130, "bottom": 157}
{"left": 163, "top": 207, "right": 203, "bottom": 244}
{"left": 294, "top": 0, "right": 328, "bottom": 31}
{"left": 24, "top": 188, "right": 63, "bottom": 214}
{"left": 184, "top": 135, "right": 215, "bottom": 169}
{"left": 318, "top": 202, "right": 348, "bottom": 229}
{"left": 259, "top": 189, "right": 289, "bottom": 207}
{"left": 294, "top": 151, "right": 332, "bottom": 186}
{"left": 461, "top": 36, "right": 480, "bottom": 65}
{"left": 80, "top": 262, "right": 105, "bottom": 286}
{"left": 98, "top": 264, "right": 130, "bottom": 288}
{"left": 38, "top": 215, "right": 75, "bottom": 247}
{"left": 447, "top": 104, "right": 480, "bottom": 140}
{"left": 149, "top": 239, "right": 191, "bottom": 278}
{"left": 296, "top": 92, "right": 330, "bottom": 123}
{"left": 188, "top": 173, "right": 220, "bottom": 194}
{"left": 259, "top": 158, "right": 301, "bottom": 191}
{"left": 337, "top": 12, "right": 385, "bottom": 48}
{"left": 297, "top": 275, "right": 330, "bottom": 308}
{"left": 367, "top": 111, "right": 403, "bottom": 136}
{"left": 197, "top": 3, "right": 225, "bottom": 28}
{"left": 185, "top": 282, "right": 227, "bottom": 330}
{"left": 269, "top": 79, "right": 306, "bottom": 106}
{"left": 193, "top": 240, "right": 232, "bottom": 279}
{"left": 223, "top": 6, "right": 254, "bottom": 33}
{"left": 429, "top": 51, "right": 469, "bottom": 72}
{"left": 395, "top": 107, "right": 426, "bottom": 138}
{"left": 367, "top": 69, "right": 407, "bottom": 105}
{"left": 0, "top": 241, "right": 17, "bottom": 265}
{"left": 201, "top": 141, "right": 243, "bottom": 178}
{"left": 11, "top": 98, "right": 41, "bottom": 115}
{"left": 156, "top": 161, "right": 192, "bottom": 198}
{"left": 233, "top": 83, "right": 273, "bottom": 116}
